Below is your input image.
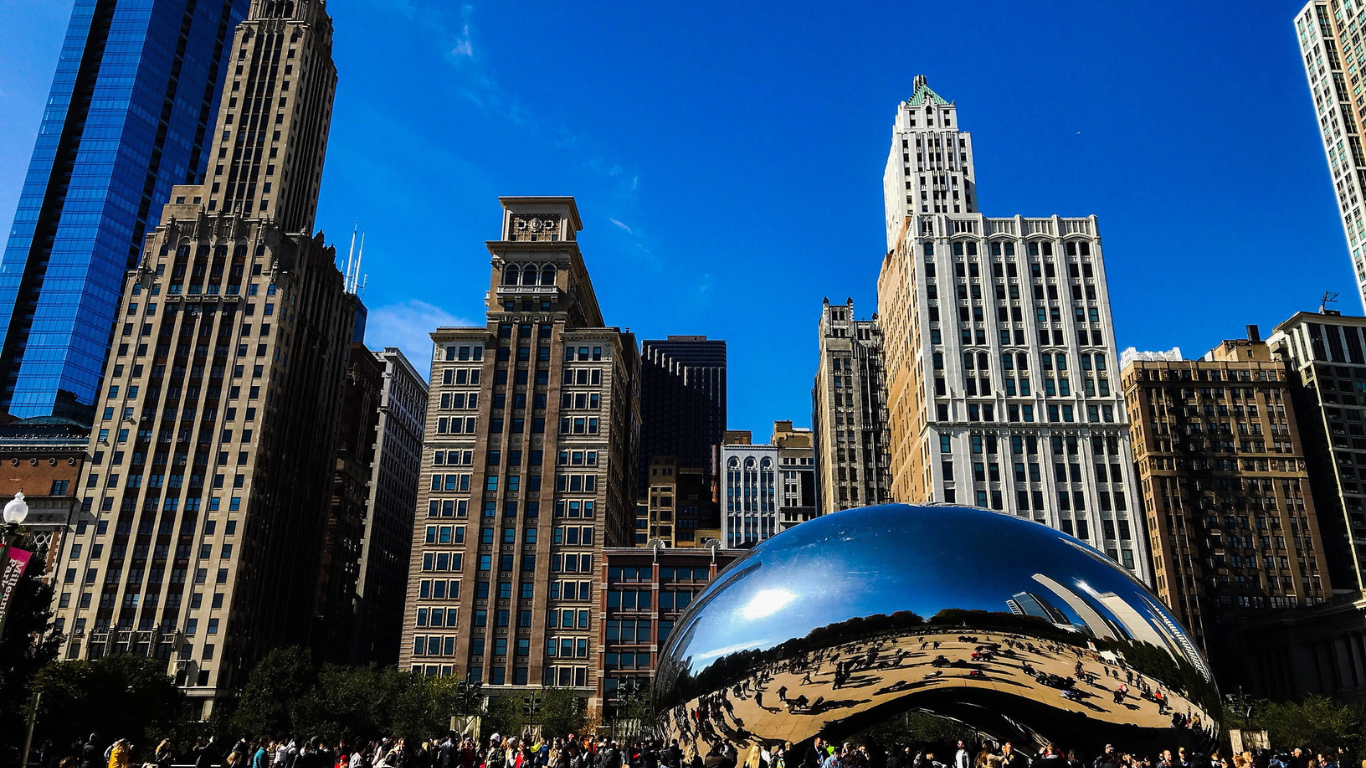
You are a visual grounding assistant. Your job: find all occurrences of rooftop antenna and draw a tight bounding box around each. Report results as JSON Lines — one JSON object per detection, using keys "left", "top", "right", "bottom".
{"left": 1321, "top": 291, "right": 1340, "bottom": 313}
{"left": 352, "top": 232, "right": 365, "bottom": 294}
{"left": 361, "top": 274, "right": 367, "bottom": 296}
{"left": 344, "top": 222, "right": 357, "bottom": 288}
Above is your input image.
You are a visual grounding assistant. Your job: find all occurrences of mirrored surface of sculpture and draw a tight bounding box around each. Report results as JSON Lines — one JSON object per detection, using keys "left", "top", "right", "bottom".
{"left": 654, "top": 504, "right": 1218, "bottom": 754}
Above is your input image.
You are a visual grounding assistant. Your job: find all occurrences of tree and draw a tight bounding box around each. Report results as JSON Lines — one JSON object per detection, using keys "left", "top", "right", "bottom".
{"left": 392, "top": 673, "right": 460, "bottom": 742}
{"left": 226, "top": 646, "right": 318, "bottom": 739}
{"left": 537, "top": 687, "right": 584, "bottom": 739}
{"left": 227, "top": 650, "right": 464, "bottom": 744}
{"left": 0, "top": 537, "right": 61, "bottom": 765}
{"left": 32, "top": 654, "right": 187, "bottom": 756}
{"left": 484, "top": 694, "right": 528, "bottom": 740}
{"left": 1247, "top": 695, "right": 1366, "bottom": 754}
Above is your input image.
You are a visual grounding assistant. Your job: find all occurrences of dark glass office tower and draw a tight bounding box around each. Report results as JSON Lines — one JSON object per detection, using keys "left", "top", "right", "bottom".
{"left": 639, "top": 336, "right": 727, "bottom": 493}
{"left": 0, "top": 0, "right": 248, "bottom": 422}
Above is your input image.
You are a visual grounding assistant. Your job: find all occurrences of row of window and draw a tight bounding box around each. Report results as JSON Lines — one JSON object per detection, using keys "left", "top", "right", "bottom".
{"left": 417, "top": 579, "right": 459, "bottom": 599}
{"left": 415, "top": 607, "right": 456, "bottom": 627}
{"left": 549, "top": 580, "right": 593, "bottom": 600}
{"left": 439, "top": 368, "right": 481, "bottom": 385}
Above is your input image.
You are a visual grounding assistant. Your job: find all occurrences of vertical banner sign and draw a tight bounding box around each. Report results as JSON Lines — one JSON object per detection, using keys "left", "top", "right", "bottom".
{"left": 0, "top": 548, "right": 32, "bottom": 622}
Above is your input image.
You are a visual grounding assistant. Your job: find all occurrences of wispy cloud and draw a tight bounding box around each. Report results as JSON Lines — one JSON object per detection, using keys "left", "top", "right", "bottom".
{"left": 450, "top": 5, "right": 474, "bottom": 57}
{"left": 608, "top": 218, "right": 633, "bottom": 235}
{"left": 367, "top": 300, "right": 476, "bottom": 379}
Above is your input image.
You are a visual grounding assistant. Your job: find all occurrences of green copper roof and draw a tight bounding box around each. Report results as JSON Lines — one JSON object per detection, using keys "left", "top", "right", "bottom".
{"left": 906, "top": 75, "right": 949, "bottom": 107}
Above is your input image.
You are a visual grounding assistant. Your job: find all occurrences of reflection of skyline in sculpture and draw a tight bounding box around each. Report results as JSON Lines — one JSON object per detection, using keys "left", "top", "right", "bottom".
{"left": 1140, "top": 593, "right": 1212, "bottom": 679}
{"left": 1034, "top": 570, "right": 1211, "bottom": 681}
{"left": 1006, "top": 590, "right": 1071, "bottom": 629}
{"left": 1088, "top": 586, "right": 1176, "bottom": 653}
{"left": 1032, "top": 573, "right": 1119, "bottom": 640}
{"left": 654, "top": 504, "right": 1219, "bottom": 754}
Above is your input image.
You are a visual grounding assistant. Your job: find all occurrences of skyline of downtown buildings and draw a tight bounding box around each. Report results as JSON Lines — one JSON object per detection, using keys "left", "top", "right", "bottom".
{"left": 8, "top": 0, "right": 1366, "bottom": 710}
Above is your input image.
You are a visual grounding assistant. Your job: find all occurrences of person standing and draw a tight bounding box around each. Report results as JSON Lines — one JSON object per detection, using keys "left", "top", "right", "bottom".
{"left": 955, "top": 744, "right": 971, "bottom": 768}
{"left": 107, "top": 740, "right": 131, "bottom": 768}
{"left": 1000, "top": 744, "right": 1028, "bottom": 768}
{"left": 80, "top": 736, "right": 101, "bottom": 768}
{"left": 1034, "top": 746, "right": 1065, "bottom": 768}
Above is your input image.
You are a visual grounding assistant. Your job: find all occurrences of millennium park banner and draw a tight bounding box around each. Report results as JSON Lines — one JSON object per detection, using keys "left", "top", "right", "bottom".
{"left": 0, "top": 547, "right": 32, "bottom": 623}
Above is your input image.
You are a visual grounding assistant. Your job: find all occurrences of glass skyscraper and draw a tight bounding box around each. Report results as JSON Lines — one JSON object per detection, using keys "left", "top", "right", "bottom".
{"left": 0, "top": 0, "right": 248, "bottom": 422}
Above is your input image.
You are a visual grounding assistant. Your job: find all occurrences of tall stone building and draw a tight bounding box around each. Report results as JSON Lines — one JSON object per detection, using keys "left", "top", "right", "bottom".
{"left": 401, "top": 197, "right": 640, "bottom": 705}
{"left": 876, "top": 77, "right": 1150, "bottom": 582}
{"left": 1121, "top": 327, "right": 1330, "bottom": 680}
{"left": 0, "top": 0, "right": 250, "bottom": 420}
{"left": 1296, "top": 3, "right": 1366, "bottom": 307}
{"left": 640, "top": 455, "right": 710, "bottom": 547}
{"left": 720, "top": 430, "right": 774, "bottom": 548}
{"left": 882, "top": 74, "right": 976, "bottom": 251}
{"left": 773, "top": 420, "right": 816, "bottom": 529}
{"left": 638, "top": 337, "right": 726, "bottom": 492}
{"left": 812, "top": 299, "right": 890, "bottom": 514}
{"left": 52, "top": 0, "right": 354, "bottom": 717}
{"left": 720, "top": 423, "right": 815, "bottom": 547}
{"left": 351, "top": 347, "right": 427, "bottom": 664}
{"left": 314, "top": 343, "right": 383, "bottom": 662}
{"left": 1269, "top": 310, "right": 1366, "bottom": 592}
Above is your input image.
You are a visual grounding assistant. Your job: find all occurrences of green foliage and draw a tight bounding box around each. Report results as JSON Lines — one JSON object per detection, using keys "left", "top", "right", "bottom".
{"left": 483, "top": 694, "right": 528, "bottom": 740}
{"left": 227, "top": 646, "right": 318, "bottom": 738}
{"left": 1242, "top": 695, "right": 1366, "bottom": 754}
{"left": 616, "top": 683, "right": 652, "bottom": 725}
{"left": 227, "top": 648, "right": 464, "bottom": 744}
{"left": 32, "top": 654, "right": 188, "bottom": 755}
{"left": 0, "top": 539, "right": 62, "bottom": 765}
{"left": 538, "top": 687, "right": 585, "bottom": 739}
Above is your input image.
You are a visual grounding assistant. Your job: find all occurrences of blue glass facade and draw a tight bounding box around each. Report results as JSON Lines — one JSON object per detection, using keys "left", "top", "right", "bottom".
{"left": 0, "top": 0, "right": 248, "bottom": 422}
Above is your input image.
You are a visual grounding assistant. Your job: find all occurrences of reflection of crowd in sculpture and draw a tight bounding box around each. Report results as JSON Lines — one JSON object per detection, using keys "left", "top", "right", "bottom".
{"left": 649, "top": 730, "right": 1358, "bottom": 768}
{"left": 662, "top": 630, "right": 1216, "bottom": 758}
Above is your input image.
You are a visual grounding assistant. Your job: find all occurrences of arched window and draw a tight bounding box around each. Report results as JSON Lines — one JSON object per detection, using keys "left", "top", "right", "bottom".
{"left": 728, "top": 458, "right": 738, "bottom": 468}
{"left": 521, "top": 265, "right": 538, "bottom": 286}
{"left": 503, "top": 265, "right": 520, "bottom": 286}
{"left": 541, "top": 265, "right": 557, "bottom": 286}
{"left": 760, "top": 458, "right": 772, "bottom": 469}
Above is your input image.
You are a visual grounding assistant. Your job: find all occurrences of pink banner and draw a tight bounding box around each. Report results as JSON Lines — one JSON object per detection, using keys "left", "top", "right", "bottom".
{"left": 0, "top": 547, "right": 32, "bottom": 618}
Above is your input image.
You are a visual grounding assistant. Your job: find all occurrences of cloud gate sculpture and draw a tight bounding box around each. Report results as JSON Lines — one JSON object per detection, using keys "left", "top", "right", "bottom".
{"left": 654, "top": 504, "right": 1219, "bottom": 754}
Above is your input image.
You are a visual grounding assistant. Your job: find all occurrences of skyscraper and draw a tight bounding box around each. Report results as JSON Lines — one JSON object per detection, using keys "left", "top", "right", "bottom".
{"left": 1296, "top": 3, "right": 1366, "bottom": 308}
{"left": 812, "top": 298, "right": 891, "bottom": 514}
{"left": 639, "top": 336, "right": 726, "bottom": 490}
{"left": 876, "top": 77, "right": 1150, "bottom": 582}
{"left": 351, "top": 347, "right": 427, "bottom": 664}
{"left": 401, "top": 197, "right": 640, "bottom": 706}
{"left": 0, "top": 0, "right": 250, "bottom": 421}
{"left": 882, "top": 75, "right": 976, "bottom": 251}
{"left": 314, "top": 343, "right": 384, "bottom": 663}
{"left": 53, "top": 0, "right": 352, "bottom": 717}
{"left": 1121, "top": 328, "right": 1330, "bottom": 679}
{"left": 1268, "top": 310, "right": 1366, "bottom": 592}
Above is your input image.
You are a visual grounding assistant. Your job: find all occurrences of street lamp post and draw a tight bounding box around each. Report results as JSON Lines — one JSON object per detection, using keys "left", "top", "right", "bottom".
{"left": 0, "top": 491, "right": 31, "bottom": 642}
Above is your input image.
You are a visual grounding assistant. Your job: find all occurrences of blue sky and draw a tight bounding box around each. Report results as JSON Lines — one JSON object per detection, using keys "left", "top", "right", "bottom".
{"left": 0, "top": 0, "right": 1351, "bottom": 437}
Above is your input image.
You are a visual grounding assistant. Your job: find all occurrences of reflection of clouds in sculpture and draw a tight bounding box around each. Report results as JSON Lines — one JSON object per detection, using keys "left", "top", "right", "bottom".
{"left": 742, "top": 588, "right": 798, "bottom": 619}
{"left": 655, "top": 504, "right": 1219, "bottom": 755}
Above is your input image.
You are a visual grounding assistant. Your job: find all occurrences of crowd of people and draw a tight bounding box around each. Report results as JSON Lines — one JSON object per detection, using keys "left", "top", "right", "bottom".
{"left": 28, "top": 732, "right": 1364, "bottom": 768}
